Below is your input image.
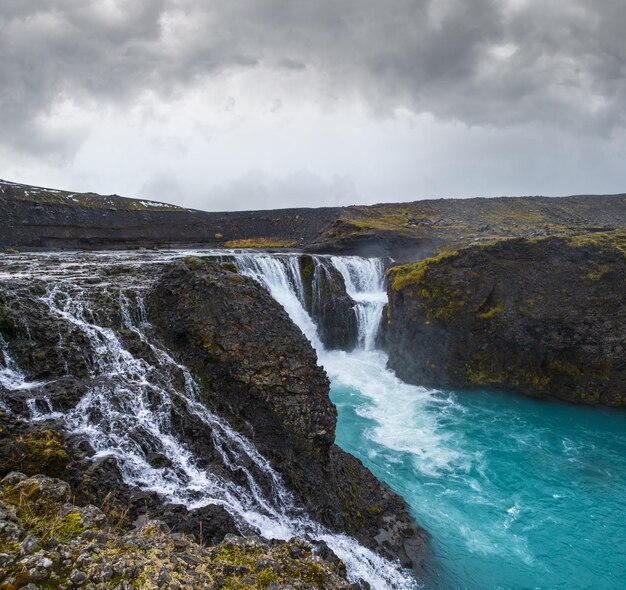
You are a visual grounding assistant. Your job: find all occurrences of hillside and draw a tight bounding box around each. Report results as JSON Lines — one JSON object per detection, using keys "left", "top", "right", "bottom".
{"left": 2, "top": 178, "right": 626, "bottom": 258}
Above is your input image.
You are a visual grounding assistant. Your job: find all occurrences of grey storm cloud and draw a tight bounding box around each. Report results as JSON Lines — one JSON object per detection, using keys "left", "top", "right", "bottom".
{"left": 2, "top": 0, "right": 626, "bottom": 157}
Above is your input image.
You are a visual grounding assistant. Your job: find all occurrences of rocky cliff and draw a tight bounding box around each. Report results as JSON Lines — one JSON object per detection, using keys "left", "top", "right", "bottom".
{"left": 0, "top": 252, "right": 426, "bottom": 589}
{"left": 149, "top": 258, "right": 426, "bottom": 567}
{"left": 386, "top": 233, "right": 626, "bottom": 406}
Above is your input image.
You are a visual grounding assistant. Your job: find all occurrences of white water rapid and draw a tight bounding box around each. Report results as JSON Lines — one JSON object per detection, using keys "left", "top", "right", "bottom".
{"left": 0, "top": 251, "right": 420, "bottom": 590}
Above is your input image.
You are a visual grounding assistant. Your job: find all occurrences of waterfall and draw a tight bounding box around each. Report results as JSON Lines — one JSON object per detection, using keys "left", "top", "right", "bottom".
{"left": 229, "top": 253, "right": 324, "bottom": 351}
{"left": 0, "top": 332, "right": 45, "bottom": 395}
{"left": 0, "top": 251, "right": 418, "bottom": 590}
{"left": 330, "top": 256, "right": 387, "bottom": 351}
{"left": 231, "top": 252, "right": 387, "bottom": 353}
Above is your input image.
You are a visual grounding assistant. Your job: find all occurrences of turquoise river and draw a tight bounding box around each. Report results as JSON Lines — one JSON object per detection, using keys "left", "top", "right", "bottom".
{"left": 326, "top": 350, "right": 626, "bottom": 590}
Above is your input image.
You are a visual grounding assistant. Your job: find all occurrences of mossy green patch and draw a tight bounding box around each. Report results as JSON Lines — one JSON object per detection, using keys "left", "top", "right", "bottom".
{"left": 417, "top": 286, "right": 466, "bottom": 319}
{"left": 477, "top": 300, "right": 504, "bottom": 320}
{"left": 565, "top": 231, "right": 626, "bottom": 256}
{"left": 465, "top": 355, "right": 550, "bottom": 391}
{"left": 388, "top": 250, "right": 457, "bottom": 291}
{"left": 583, "top": 264, "right": 610, "bottom": 281}
{"left": 0, "top": 485, "right": 87, "bottom": 543}
{"left": 15, "top": 430, "right": 69, "bottom": 475}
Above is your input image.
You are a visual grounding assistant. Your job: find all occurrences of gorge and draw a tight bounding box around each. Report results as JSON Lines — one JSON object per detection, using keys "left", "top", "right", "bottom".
{"left": 1, "top": 246, "right": 625, "bottom": 589}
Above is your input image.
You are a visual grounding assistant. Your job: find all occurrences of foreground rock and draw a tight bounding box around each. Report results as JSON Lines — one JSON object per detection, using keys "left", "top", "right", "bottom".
{"left": 386, "top": 233, "right": 626, "bottom": 406}
{"left": 0, "top": 472, "right": 357, "bottom": 590}
{"left": 149, "top": 258, "right": 426, "bottom": 568}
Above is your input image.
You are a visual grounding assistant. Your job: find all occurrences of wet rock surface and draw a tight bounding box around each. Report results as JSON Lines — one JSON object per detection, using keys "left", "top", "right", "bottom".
{"left": 0, "top": 253, "right": 426, "bottom": 582}
{"left": 386, "top": 233, "right": 626, "bottom": 405}
{"left": 0, "top": 413, "right": 242, "bottom": 547}
{"left": 300, "top": 256, "right": 358, "bottom": 351}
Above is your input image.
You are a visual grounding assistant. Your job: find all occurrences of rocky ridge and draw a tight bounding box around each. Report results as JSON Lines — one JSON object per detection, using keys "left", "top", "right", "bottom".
{"left": 3, "top": 178, "right": 626, "bottom": 259}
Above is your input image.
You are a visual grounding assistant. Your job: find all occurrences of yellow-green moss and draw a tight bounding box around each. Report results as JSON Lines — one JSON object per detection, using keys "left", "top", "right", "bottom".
{"left": 565, "top": 231, "right": 626, "bottom": 256}
{"left": 224, "top": 238, "right": 296, "bottom": 249}
{"left": 477, "top": 300, "right": 504, "bottom": 320}
{"left": 196, "top": 335, "right": 221, "bottom": 361}
{"left": 583, "top": 264, "right": 610, "bottom": 281}
{"left": 417, "top": 285, "right": 466, "bottom": 319}
{"left": 465, "top": 364, "right": 509, "bottom": 386}
{"left": 16, "top": 430, "right": 69, "bottom": 474}
{"left": 0, "top": 484, "right": 87, "bottom": 543}
{"left": 465, "top": 356, "right": 549, "bottom": 390}
{"left": 256, "top": 568, "right": 279, "bottom": 589}
{"left": 548, "top": 359, "right": 582, "bottom": 378}
{"left": 388, "top": 250, "right": 457, "bottom": 291}
{"left": 183, "top": 256, "right": 200, "bottom": 270}
{"left": 301, "top": 258, "right": 315, "bottom": 280}
{"left": 217, "top": 544, "right": 263, "bottom": 565}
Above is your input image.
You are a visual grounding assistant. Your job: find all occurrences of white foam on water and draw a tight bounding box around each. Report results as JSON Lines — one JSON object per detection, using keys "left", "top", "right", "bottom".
{"left": 323, "top": 350, "right": 464, "bottom": 478}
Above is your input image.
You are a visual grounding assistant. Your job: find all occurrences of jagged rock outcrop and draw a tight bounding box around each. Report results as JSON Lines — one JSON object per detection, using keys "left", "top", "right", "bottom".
{"left": 149, "top": 257, "right": 426, "bottom": 568}
{"left": 300, "top": 256, "right": 358, "bottom": 351}
{"left": 386, "top": 233, "right": 626, "bottom": 406}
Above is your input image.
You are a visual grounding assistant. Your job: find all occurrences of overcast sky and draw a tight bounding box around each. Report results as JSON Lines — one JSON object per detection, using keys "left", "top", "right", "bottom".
{"left": 2, "top": 0, "right": 626, "bottom": 211}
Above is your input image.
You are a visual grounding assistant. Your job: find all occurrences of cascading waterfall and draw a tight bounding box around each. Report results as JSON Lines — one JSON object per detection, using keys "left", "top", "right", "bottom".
{"left": 0, "top": 333, "right": 42, "bottom": 394}
{"left": 231, "top": 252, "right": 388, "bottom": 353}
{"left": 0, "top": 251, "right": 419, "bottom": 590}
{"left": 228, "top": 254, "right": 324, "bottom": 351}
{"left": 329, "top": 256, "right": 387, "bottom": 351}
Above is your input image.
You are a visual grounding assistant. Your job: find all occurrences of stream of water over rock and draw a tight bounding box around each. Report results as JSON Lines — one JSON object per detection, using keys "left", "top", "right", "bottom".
{"left": 0, "top": 251, "right": 418, "bottom": 590}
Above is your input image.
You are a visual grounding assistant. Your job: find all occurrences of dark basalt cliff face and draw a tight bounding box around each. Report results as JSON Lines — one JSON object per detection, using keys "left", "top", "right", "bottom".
{"left": 386, "top": 234, "right": 626, "bottom": 406}
{"left": 300, "top": 255, "right": 358, "bottom": 351}
{"left": 149, "top": 258, "right": 426, "bottom": 567}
